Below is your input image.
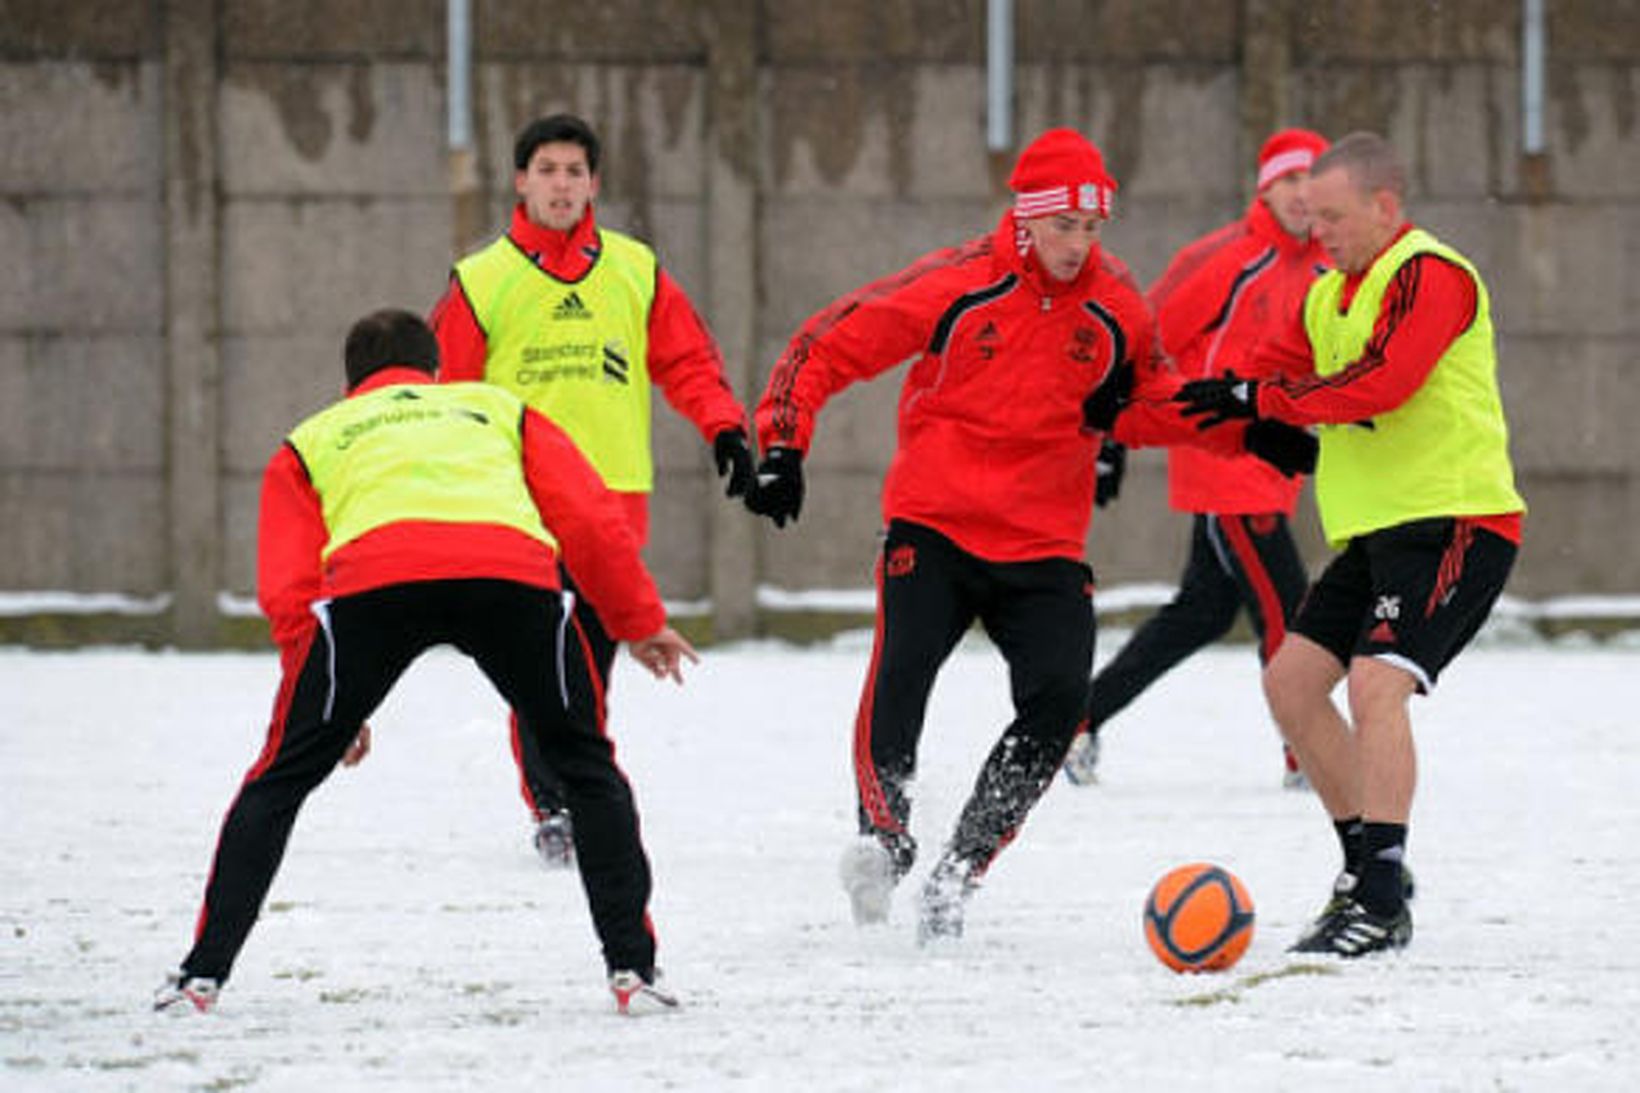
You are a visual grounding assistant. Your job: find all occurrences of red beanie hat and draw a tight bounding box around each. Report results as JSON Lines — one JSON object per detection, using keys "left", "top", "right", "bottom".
{"left": 1257, "top": 128, "right": 1329, "bottom": 190}
{"left": 1009, "top": 128, "right": 1117, "bottom": 219}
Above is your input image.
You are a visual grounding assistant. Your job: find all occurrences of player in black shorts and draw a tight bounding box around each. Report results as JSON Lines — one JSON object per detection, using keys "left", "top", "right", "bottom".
{"left": 1175, "top": 133, "right": 1525, "bottom": 956}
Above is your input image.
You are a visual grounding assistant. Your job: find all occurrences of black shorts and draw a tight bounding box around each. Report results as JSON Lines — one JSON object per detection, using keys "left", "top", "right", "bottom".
{"left": 1292, "top": 517, "right": 1517, "bottom": 692}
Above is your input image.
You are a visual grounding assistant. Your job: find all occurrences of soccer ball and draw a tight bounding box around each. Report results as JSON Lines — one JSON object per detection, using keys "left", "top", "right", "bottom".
{"left": 1143, "top": 862, "right": 1255, "bottom": 973}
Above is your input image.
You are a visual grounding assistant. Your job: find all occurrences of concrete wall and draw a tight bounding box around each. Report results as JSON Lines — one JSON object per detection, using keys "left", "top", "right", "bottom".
{"left": 1, "top": 0, "right": 1635, "bottom": 645}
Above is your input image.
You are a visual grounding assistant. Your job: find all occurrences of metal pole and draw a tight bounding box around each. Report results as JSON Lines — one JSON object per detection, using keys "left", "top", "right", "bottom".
{"left": 447, "top": 0, "right": 482, "bottom": 255}
{"left": 448, "top": 0, "right": 472, "bottom": 152}
{"left": 986, "top": 0, "right": 1013, "bottom": 153}
{"left": 1521, "top": 0, "right": 1545, "bottom": 155}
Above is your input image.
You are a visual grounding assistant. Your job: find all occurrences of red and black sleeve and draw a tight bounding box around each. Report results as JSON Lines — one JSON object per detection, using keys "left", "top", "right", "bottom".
{"left": 519, "top": 408, "right": 666, "bottom": 641}
{"left": 1259, "top": 255, "right": 1479, "bottom": 427}
{"left": 255, "top": 444, "right": 327, "bottom": 657}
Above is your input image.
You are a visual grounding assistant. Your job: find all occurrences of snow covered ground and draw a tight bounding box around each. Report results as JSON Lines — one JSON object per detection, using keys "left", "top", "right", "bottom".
{"left": 3, "top": 629, "right": 1638, "bottom": 1091}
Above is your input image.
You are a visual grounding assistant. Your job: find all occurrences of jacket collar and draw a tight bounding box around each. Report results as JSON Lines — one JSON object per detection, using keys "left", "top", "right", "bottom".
{"left": 508, "top": 203, "right": 601, "bottom": 278}
{"left": 347, "top": 367, "right": 434, "bottom": 396}
{"left": 1245, "top": 197, "right": 1316, "bottom": 256}
{"left": 993, "top": 210, "right": 1103, "bottom": 298}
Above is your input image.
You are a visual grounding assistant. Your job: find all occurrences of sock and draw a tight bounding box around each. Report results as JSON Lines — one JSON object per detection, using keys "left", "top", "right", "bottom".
{"left": 1356, "top": 821, "right": 1408, "bottom": 917}
{"left": 1334, "top": 817, "right": 1364, "bottom": 881}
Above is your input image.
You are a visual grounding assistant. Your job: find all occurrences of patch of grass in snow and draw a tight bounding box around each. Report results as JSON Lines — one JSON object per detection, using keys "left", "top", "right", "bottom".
{"left": 1171, "top": 961, "right": 1340, "bottom": 1007}
{"left": 87, "top": 1049, "right": 202, "bottom": 1071}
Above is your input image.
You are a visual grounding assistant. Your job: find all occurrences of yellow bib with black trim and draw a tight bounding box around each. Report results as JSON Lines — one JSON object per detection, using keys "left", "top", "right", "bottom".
{"left": 456, "top": 229, "right": 656, "bottom": 491}
{"left": 287, "top": 382, "right": 554, "bottom": 561}
{"left": 1303, "top": 229, "right": 1524, "bottom": 546}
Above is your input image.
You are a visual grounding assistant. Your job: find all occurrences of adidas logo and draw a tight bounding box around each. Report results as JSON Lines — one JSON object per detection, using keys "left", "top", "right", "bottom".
{"left": 553, "top": 292, "right": 592, "bottom": 320}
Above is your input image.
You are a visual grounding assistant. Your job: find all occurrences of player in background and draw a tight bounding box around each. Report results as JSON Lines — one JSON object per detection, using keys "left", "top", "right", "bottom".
{"left": 1175, "top": 132, "right": 1525, "bottom": 956}
{"left": 430, "top": 114, "right": 752, "bottom": 867}
{"left": 1063, "top": 129, "right": 1329, "bottom": 789}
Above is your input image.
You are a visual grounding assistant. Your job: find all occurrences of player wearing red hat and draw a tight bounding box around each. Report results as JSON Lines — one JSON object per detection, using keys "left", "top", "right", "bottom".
{"left": 745, "top": 128, "right": 1317, "bottom": 943}
{"left": 1062, "top": 127, "right": 1332, "bottom": 790}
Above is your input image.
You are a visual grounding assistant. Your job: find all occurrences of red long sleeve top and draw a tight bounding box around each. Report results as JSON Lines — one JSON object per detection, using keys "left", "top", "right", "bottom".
{"left": 256, "top": 368, "right": 666, "bottom": 659}
{"left": 755, "top": 211, "right": 1242, "bottom": 563}
{"left": 429, "top": 204, "right": 746, "bottom": 544}
{"left": 1248, "top": 224, "right": 1522, "bottom": 543}
{"left": 1149, "top": 199, "right": 1326, "bottom": 515}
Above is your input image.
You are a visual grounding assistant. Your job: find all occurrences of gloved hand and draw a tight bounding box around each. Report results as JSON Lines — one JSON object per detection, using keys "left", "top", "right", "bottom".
{"left": 1082, "top": 359, "right": 1134, "bottom": 432}
{"left": 713, "top": 429, "right": 756, "bottom": 500}
{"left": 1175, "top": 371, "right": 1260, "bottom": 429}
{"left": 746, "top": 446, "right": 804, "bottom": 528}
{"left": 1243, "top": 418, "right": 1318, "bottom": 477}
{"left": 1095, "top": 439, "right": 1126, "bottom": 507}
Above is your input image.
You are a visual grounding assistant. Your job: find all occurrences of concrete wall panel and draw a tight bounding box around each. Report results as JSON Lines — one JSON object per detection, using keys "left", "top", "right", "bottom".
{"left": 219, "top": 333, "right": 341, "bottom": 476}
{"left": 223, "top": 0, "right": 443, "bottom": 59}
{"left": 0, "top": 471, "right": 166, "bottom": 591}
{"left": 1506, "top": 472, "right": 1640, "bottom": 595}
{"left": 1428, "top": 202, "right": 1639, "bottom": 339}
{"left": 2, "top": 198, "right": 163, "bottom": 332}
{"left": 756, "top": 470, "right": 886, "bottom": 590}
{"left": 1500, "top": 334, "right": 1640, "bottom": 475}
{"left": 474, "top": 63, "right": 706, "bottom": 203}
{"left": 0, "top": 63, "right": 160, "bottom": 193}
{"left": 1548, "top": 64, "right": 1640, "bottom": 199}
{"left": 647, "top": 468, "right": 713, "bottom": 599}
{"left": 0, "top": 1, "right": 158, "bottom": 58}
{"left": 220, "top": 63, "right": 446, "bottom": 196}
{"left": 757, "top": 197, "right": 993, "bottom": 338}
{"left": 0, "top": 334, "right": 164, "bottom": 470}
{"left": 221, "top": 196, "right": 452, "bottom": 331}
{"left": 3, "top": 0, "right": 1638, "bottom": 637}
{"left": 221, "top": 474, "right": 260, "bottom": 595}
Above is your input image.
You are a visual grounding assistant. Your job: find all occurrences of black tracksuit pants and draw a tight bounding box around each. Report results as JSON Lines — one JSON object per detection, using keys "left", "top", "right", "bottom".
{"left": 854, "top": 520, "right": 1095, "bottom": 877}
{"left": 181, "top": 578, "right": 656, "bottom": 984}
{"left": 510, "top": 573, "right": 616, "bottom": 820}
{"left": 1087, "top": 513, "right": 1307, "bottom": 731}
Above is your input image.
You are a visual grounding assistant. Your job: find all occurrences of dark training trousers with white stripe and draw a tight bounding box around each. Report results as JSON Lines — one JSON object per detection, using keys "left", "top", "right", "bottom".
{"left": 508, "top": 572, "right": 618, "bottom": 820}
{"left": 853, "top": 520, "right": 1095, "bottom": 877}
{"left": 180, "top": 578, "right": 656, "bottom": 984}
{"left": 1087, "top": 512, "right": 1307, "bottom": 731}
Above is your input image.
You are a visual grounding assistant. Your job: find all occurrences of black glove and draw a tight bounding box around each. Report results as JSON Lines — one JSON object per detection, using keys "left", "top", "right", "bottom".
{"left": 1244, "top": 418, "right": 1318, "bottom": 477}
{"left": 1082, "top": 360, "right": 1135, "bottom": 432}
{"left": 1175, "top": 371, "right": 1259, "bottom": 429}
{"left": 713, "top": 429, "right": 755, "bottom": 500}
{"left": 1095, "top": 439, "right": 1126, "bottom": 507}
{"left": 746, "top": 446, "right": 804, "bottom": 528}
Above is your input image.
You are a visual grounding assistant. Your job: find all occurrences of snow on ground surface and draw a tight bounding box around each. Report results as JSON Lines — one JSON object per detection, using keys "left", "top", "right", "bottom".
{"left": 3, "top": 632, "right": 1638, "bottom": 1091}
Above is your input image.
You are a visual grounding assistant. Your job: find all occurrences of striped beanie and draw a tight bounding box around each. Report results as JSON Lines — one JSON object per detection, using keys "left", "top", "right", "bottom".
{"left": 1257, "top": 128, "right": 1329, "bottom": 190}
{"left": 1009, "top": 128, "right": 1117, "bottom": 220}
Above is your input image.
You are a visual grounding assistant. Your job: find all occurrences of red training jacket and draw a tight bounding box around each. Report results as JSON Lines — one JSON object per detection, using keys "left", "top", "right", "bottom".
{"left": 1149, "top": 198, "right": 1326, "bottom": 515}
{"left": 256, "top": 368, "right": 667, "bottom": 661}
{"left": 429, "top": 204, "right": 747, "bottom": 545}
{"left": 755, "top": 211, "right": 1243, "bottom": 563}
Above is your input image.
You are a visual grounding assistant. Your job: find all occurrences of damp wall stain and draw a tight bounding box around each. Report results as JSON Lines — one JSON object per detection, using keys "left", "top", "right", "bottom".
{"left": 768, "top": 66, "right": 919, "bottom": 194}
{"left": 224, "top": 64, "right": 379, "bottom": 163}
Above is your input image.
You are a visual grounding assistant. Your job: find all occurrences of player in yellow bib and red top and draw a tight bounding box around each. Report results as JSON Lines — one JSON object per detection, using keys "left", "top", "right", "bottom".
{"left": 430, "top": 115, "right": 752, "bottom": 867}
{"left": 747, "top": 128, "right": 1318, "bottom": 943}
{"left": 155, "top": 310, "right": 693, "bottom": 1015}
{"left": 1063, "top": 128, "right": 1330, "bottom": 789}
{"left": 1176, "top": 132, "right": 1526, "bottom": 956}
